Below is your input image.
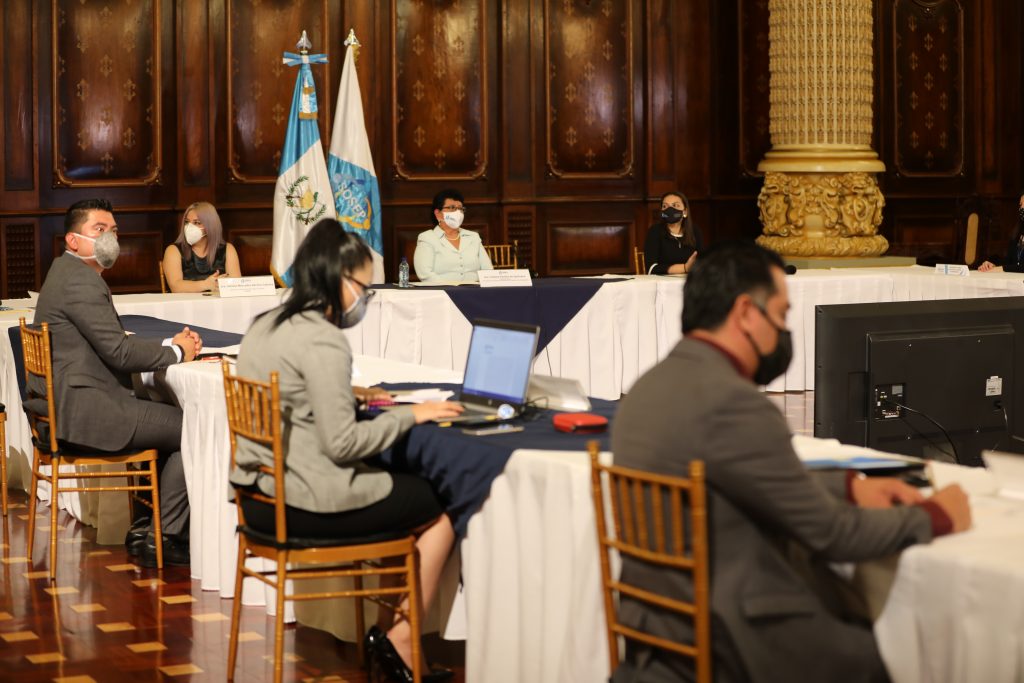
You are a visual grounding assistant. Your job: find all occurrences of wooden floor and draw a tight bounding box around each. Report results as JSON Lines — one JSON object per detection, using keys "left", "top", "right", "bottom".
{"left": 0, "top": 491, "right": 465, "bottom": 683}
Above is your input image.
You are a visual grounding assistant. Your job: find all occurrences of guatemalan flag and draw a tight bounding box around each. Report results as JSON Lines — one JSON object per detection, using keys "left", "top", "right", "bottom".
{"left": 272, "top": 33, "right": 336, "bottom": 287}
{"left": 328, "top": 31, "right": 385, "bottom": 283}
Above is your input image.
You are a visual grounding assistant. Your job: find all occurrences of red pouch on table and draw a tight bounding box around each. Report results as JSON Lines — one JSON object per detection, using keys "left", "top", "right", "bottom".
{"left": 552, "top": 412, "right": 608, "bottom": 434}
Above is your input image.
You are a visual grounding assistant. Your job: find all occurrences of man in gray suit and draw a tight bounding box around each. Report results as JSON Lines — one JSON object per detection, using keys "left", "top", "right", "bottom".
{"left": 30, "top": 198, "right": 201, "bottom": 567}
{"left": 611, "top": 241, "right": 970, "bottom": 683}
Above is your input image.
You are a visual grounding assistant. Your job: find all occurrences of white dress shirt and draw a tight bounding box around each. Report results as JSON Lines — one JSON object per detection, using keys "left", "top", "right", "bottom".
{"left": 413, "top": 225, "right": 494, "bottom": 282}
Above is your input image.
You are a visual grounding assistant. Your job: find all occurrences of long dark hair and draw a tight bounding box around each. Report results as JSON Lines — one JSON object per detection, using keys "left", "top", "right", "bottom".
{"left": 660, "top": 191, "right": 696, "bottom": 249}
{"left": 272, "top": 219, "right": 372, "bottom": 328}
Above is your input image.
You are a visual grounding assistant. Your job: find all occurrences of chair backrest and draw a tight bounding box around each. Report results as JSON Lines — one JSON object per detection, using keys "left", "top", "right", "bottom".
{"left": 588, "top": 441, "right": 711, "bottom": 683}
{"left": 484, "top": 240, "right": 518, "bottom": 269}
{"left": 633, "top": 246, "right": 646, "bottom": 275}
{"left": 19, "top": 318, "right": 60, "bottom": 455}
{"left": 221, "top": 359, "right": 287, "bottom": 544}
{"left": 964, "top": 212, "right": 979, "bottom": 267}
{"left": 158, "top": 260, "right": 167, "bottom": 294}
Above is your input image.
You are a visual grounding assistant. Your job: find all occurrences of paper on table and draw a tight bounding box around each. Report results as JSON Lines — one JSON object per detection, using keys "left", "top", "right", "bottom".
{"left": 392, "top": 388, "right": 455, "bottom": 403}
{"left": 928, "top": 460, "right": 997, "bottom": 497}
{"left": 201, "top": 344, "right": 241, "bottom": 356}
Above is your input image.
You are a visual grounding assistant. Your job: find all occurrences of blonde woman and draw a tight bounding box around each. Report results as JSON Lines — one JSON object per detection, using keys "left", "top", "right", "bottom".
{"left": 162, "top": 202, "right": 241, "bottom": 292}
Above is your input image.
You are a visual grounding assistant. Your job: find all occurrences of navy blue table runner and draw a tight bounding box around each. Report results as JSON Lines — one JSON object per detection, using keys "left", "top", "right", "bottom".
{"left": 374, "top": 277, "right": 628, "bottom": 353}
{"left": 374, "top": 382, "right": 615, "bottom": 538}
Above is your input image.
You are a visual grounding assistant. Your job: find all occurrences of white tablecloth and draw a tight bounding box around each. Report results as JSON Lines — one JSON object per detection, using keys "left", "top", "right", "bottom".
{"left": 874, "top": 493, "right": 1024, "bottom": 683}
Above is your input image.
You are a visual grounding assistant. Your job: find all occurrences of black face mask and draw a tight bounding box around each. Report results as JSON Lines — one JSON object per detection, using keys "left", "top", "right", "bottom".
{"left": 661, "top": 207, "right": 684, "bottom": 225}
{"left": 745, "top": 306, "right": 793, "bottom": 385}
{"left": 1018, "top": 206, "right": 1024, "bottom": 223}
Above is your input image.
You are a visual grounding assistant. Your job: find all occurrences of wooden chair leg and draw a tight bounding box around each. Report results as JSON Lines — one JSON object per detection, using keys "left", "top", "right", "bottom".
{"left": 26, "top": 451, "right": 41, "bottom": 559}
{"left": 354, "top": 565, "right": 366, "bottom": 666}
{"left": 48, "top": 460, "right": 60, "bottom": 580}
{"left": 273, "top": 553, "right": 287, "bottom": 683}
{"left": 149, "top": 457, "right": 163, "bottom": 570}
{"left": 0, "top": 415, "right": 8, "bottom": 517}
{"left": 226, "top": 539, "right": 247, "bottom": 681}
{"left": 408, "top": 549, "right": 423, "bottom": 683}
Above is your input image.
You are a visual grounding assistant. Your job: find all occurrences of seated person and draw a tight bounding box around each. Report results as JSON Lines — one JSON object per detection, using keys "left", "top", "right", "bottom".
{"left": 32, "top": 198, "right": 202, "bottom": 568}
{"left": 642, "top": 191, "right": 702, "bottom": 275}
{"left": 978, "top": 195, "right": 1024, "bottom": 272}
{"left": 413, "top": 189, "right": 493, "bottom": 282}
{"left": 162, "top": 202, "right": 241, "bottom": 292}
{"left": 231, "top": 219, "right": 463, "bottom": 681}
{"left": 611, "top": 241, "right": 970, "bottom": 682}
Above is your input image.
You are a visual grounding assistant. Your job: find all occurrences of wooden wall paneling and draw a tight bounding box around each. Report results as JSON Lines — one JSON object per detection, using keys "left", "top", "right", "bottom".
{"left": 2, "top": 0, "right": 39, "bottom": 208}
{"left": 543, "top": 0, "right": 635, "bottom": 180}
{"left": 504, "top": 206, "right": 536, "bottom": 272}
{"left": 51, "top": 0, "right": 164, "bottom": 187}
{"left": 226, "top": 227, "right": 273, "bottom": 277}
{"left": 735, "top": 0, "right": 771, "bottom": 182}
{"left": 178, "top": 0, "right": 213, "bottom": 194}
{"left": 888, "top": 0, "right": 968, "bottom": 182}
{"left": 1, "top": 219, "right": 40, "bottom": 299}
{"left": 225, "top": 0, "right": 333, "bottom": 185}
{"left": 645, "top": 0, "right": 675, "bottom": 190}
{"left": 885, "top": 209, "right": 960, "bottom": 264}
{"left": 500, "top": 0, "right": 535, "bottom": 196}
{"left": 389, "top": 0, "right": 489, "bottom": 181}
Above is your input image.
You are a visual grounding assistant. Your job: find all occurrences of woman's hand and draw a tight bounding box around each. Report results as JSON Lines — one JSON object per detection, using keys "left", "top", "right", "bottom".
{"left": 203, "top": 270, "right": 222, "bottom": 291}
{"left": 411, "top": 401, "right": 465, "bottom": 424}
{"left": 978, "top": 261, "right": 1003, "bottom": 272}
{"left": 684, "top": 250, "right": 698, "bottom": 273}
{"left": 353, "top": 386, "right": 391, "bottom": 402}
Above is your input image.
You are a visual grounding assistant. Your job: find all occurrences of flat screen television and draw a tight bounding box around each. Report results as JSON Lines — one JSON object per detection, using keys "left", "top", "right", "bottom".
{"left": 814, "top": 297, "right": 1024, "bottom": 467}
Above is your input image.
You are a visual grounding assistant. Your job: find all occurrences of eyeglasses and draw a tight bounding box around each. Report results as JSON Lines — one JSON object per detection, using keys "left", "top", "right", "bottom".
{"left": 349, "top": 277, "right": 377, "bottom": 301}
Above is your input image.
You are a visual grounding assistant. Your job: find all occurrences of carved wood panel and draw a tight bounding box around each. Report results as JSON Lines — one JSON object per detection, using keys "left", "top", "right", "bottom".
{"left": 1, "top": 220, "right": 39, "bottom": 298}
{"left": 547, "top": 222, "right": 631, "bottom": 274}
{"left": 179, "top": 0, "right": 212, "bottom": 187}
{"left": 892, "top": 0, "right": 965, "bottom": 177}
{"left": 738, "top": 0, "right": 772, "bottom": 176}
{"left": 545, "top": 0, "right": 634, "bottom": 178}
{"left": 4, "top": 2, "right": 35, "bottom": 192}
{"left": 226, "top": 0, "right": 332, "bottom": 183}
{"left": 391, "top": 0, "right": 488, "bottom": 180}
{"left": 227, "top": 228, "right": 272, "bottom": 277}
{"left": 51, "top": 0, "right": 163, "bottom": 187}
{"left": 505, "top": 208, "right": 535, "bottom": 272}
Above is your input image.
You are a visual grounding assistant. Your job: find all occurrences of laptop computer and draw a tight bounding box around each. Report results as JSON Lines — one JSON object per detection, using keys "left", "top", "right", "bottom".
{"left": 440, "top": 318, "right": 540, "bottom": 423}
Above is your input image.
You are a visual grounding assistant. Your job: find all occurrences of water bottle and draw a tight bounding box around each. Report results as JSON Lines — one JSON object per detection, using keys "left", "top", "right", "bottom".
{"left": 398, "top": 257, "right": 410, "bottom": 288}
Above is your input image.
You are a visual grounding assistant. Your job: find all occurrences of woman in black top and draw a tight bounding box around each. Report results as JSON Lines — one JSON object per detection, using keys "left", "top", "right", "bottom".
{"left": 979, "top": 195, "right": 1024, "bottom": 273}
{"left": 161, "top": 202, "right": 242, "bottom": 292}
{"left": 642, "top": 191, "right": 702, "bottom": 275}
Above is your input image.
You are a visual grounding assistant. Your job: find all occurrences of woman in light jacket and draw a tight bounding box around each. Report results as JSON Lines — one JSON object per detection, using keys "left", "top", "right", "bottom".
{"left": 413, "top": 188, "right": 493, "bottom": 282}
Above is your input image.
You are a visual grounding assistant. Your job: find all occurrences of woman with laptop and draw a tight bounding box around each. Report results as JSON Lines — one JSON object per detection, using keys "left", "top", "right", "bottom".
{"left": 230, "top": 220, "right": 463, "bottom": 682}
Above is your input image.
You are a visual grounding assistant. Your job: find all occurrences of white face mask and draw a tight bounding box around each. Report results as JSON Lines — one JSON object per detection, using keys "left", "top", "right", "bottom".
{"left": 184, "top": 223, "right": 204, "bottom": 246}
{"left": 70, "top": 231, "right": 120, "bottom": 269}
{"left": 442, "top": 210, "right": 465, "bottom": 230}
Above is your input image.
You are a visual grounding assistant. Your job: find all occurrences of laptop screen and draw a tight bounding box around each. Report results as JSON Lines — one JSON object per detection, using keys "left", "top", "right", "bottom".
{"left": 461, "top": 319, "right": 540, "bottom": 407}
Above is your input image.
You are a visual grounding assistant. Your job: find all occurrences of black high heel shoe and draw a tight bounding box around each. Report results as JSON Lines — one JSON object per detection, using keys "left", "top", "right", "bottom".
{"left": 364, "top": 625, "right": 454, "bottom": 683}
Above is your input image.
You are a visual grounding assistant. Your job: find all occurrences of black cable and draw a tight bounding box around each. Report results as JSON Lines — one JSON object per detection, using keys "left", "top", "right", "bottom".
{"left": 988, "top": 402, "right": 1010, "bottom": 452}
{"left": 882, "top": 398, "right": 960, "bottom": 465}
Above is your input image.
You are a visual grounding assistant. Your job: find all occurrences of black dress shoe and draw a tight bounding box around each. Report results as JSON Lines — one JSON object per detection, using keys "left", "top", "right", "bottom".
{"left": 137, "top": 534, "right": 190, "bottom": 568}
{"left": 125, "top": 515, "right": 152, "bottom": 556}
{"left": 364, "top": 625, "right": 454, "bottom": 683}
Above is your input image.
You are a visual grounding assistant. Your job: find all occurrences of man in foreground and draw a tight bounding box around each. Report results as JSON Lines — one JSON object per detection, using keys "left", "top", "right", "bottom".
{"left": 611, "top": 241, "right": 970, "bottom": 682}
{"left": 30, "top": 198, "right": 201, "bottom": 567}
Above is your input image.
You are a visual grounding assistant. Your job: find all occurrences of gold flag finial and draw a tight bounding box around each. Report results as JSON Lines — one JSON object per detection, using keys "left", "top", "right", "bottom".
{"left": 344, "top": 28, "right": 361, "bottom": 64}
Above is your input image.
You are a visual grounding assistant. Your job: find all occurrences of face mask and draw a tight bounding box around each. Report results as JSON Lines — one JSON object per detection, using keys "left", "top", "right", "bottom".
{"left": 443, "top": 210, "right": 465, "bottom": 230}
{"left": 745, "top": 305, "right": 793, "bottom": 385}
{"left": 71, "top": 231, "right": 120, "bottom": 269}
{"left": 184, "top": 223, "right": 204, "bottom": 246}
{"left": 661, "top": 207, "right": 684, "bottom": 224}
{"left": 340, "top": 278, "right": 370, "bottom": 328}
{"left": 1018, "top": 207, "right": 1024, "bottom": 223}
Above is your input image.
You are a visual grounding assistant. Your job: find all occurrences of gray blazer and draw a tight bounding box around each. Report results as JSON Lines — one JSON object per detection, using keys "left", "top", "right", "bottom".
{"left": 611, "top": 338, "right": 933, "bottom": 683}
{"left": 30, "top": 252, "right": 179, "bottom": 451}
{"left": 229, "top": 309, "right": 416, "bottom": 514}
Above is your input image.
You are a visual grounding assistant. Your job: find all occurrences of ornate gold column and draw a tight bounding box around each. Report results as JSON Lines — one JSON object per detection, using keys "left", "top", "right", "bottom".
{"left": 757, "top": 0, "right": 888, "bottom": 257}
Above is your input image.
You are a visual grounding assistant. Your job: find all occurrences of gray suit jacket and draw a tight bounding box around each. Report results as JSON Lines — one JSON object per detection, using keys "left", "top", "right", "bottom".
{"left": 229, "top": 309, "right": 416, "bottom": 514}
{"left": 611, "top": 338, "right": 933, "bottom": 683}
{"left": 30, "top": 252, "right": 178, "bottom": 451}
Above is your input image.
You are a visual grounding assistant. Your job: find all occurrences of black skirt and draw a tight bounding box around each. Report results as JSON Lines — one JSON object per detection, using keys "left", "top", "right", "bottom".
{"left": 239, "top": 472, "right": 445, "bottom": 540}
